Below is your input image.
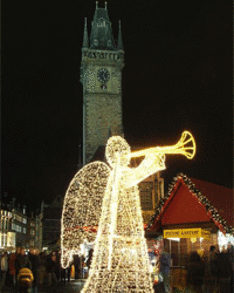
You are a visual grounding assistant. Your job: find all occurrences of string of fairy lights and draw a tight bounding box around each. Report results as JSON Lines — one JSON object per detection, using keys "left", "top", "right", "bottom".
{"left": 147, "top": 173, "right": 234, "bottom": 236}
{"left": 61, "top": 132, "right": 196, "bottom": 292}
{"left": 61, "top": 161, "right": 110, "bottom": 269}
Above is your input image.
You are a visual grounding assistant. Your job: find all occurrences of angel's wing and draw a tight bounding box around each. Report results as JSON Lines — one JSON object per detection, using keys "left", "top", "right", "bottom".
{"left": 61, "top": 161, "right": 110, "bottom": 268}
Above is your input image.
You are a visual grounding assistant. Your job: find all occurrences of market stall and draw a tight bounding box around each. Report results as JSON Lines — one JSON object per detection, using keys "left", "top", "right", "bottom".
{"left": 147, "top": 173, "right": 234, "bottom": 289}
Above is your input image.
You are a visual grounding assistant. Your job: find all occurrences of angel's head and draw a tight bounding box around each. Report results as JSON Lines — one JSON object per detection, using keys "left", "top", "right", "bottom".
{"left": 105, "top": 136, "right": 131, "bottom": 168}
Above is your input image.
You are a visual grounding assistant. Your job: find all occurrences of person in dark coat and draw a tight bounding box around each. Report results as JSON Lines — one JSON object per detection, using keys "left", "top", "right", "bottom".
{"left": 55, "top": 251, "right": 61, "bottom": 283}
{"left": 216, "top": 248, "right": 232, "bottom": 293}
{"left": 86, "top": 249, "right": 93, "bottom": 270}
{"left": 205, "top": 245, "right": 218, "bottom": 293}
{"left": 14, "top": 248, "right": 32, "bottom": 293}
{"left": 227, "top": 242, "right": 234, "bottom": 293}
{"left": 8, "top": 252, "right": 17, "bottom": 288}
{"left": 38, "top": 252, "right": 47, "bottom": 287}
{"left": 15, "top": 248, "right": 32, "bottom": 278}
{"left": 73, "top": 255, "right": 81, "bottom": 279}
{"left": 14, "top": 247, "right": 22, "bottom": 293}
{"left": 154, "top": 246, "right": 171, "bottom": 293}
{"left": 46, "top": 252, "right": 58, "bottom": 286}
{"left": 28, "top": 248, "right": 39, "bottom": 293}
{"left": 186, "top": 251, "right": 205, "bottom": 293}
{"left": 0, "top": 252, "right": 8, "bottom": 287}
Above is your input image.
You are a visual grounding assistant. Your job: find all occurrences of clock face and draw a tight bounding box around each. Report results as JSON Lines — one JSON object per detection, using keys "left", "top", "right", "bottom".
{"left": 97, "top": 68, "right": 110, "bottom": 83}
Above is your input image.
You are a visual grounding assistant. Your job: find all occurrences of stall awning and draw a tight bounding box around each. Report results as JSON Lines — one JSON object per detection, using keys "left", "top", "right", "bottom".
{"left": 163, "top": 228, "right": 210, "bottom": 239}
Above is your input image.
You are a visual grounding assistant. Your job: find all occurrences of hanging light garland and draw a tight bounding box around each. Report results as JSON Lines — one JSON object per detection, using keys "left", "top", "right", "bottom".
{"left": 147, "top": 173, "right": 234, "bottom": 236}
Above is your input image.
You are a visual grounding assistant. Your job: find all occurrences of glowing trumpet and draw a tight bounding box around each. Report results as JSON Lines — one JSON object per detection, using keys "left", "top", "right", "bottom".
{"left": 130, "top": 131, "right": 196, "bottom": 159}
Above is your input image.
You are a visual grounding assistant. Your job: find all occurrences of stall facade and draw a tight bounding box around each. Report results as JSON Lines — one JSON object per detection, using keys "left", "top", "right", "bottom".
{"left": 147, "top": 173, "right": 233, "bottom": 282}
{"left": 146, "top": 174, "right": 234, "bottom": 288}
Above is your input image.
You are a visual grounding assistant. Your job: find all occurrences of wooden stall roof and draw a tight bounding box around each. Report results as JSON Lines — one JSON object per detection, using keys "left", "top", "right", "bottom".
{"left": 148, "top": 173, "right": 234, "bottom": 236}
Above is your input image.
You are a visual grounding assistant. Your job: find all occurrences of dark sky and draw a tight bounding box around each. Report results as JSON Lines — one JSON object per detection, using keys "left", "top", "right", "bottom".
{"left": 2, "top": 0, "right": 233, "bottom": 212}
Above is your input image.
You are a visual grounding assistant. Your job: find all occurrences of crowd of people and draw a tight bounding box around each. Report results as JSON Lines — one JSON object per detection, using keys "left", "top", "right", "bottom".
{"left": 0, "top": 243, "right": 233, "bottom": 293}
{"left": 186, "top": 244, "right": 234, "bottom": 293}
{"left": 153, "top": 243, "right": 234, "bottom": 293}
{"left": 0, "top": 247, "right": 85, "bottom": 293}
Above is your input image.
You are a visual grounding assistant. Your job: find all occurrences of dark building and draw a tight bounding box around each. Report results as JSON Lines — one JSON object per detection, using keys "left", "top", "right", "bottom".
{"left": 42, "top": 196, "right": 63, "bottom": 250}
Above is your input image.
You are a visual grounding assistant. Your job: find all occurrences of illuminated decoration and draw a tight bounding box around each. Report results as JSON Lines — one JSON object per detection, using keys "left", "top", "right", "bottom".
{"left": 218, "top": 230, "right": 234, "bottom": 250}
{"left": 130, "top": 131, "right": 196, "bottom": 160}
{"left": 61, "top": 162, "right": 110, "bottom": 269}
{"left": 61, "top": 132, "right": 196, "bottom": 292}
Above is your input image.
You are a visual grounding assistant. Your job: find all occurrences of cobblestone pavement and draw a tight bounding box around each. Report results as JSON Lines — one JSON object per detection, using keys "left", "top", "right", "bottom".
{"left": 1, "top": 280, "right": 85, "bottom": 293}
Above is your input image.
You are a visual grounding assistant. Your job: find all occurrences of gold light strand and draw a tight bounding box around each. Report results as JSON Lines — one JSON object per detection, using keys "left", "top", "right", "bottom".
{"left": 61, "top": 132, "right": 196, "bottom": 292}
{"left": 61, "top": 161, "right": 110, "bottom": 269}
{"left": 81, "top": 136, "right": 166, "bottom": 293}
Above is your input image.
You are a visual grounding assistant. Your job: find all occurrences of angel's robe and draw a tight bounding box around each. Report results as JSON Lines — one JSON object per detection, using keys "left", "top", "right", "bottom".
{"left": 82, "top": 153, "right": 165, "bottom": 293}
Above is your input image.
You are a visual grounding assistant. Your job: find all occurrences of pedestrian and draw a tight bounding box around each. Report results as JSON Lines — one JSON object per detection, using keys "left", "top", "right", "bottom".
{"left": 55, "top": 251, "right": 61, "bottom": 283}
{"left": 17, "top": 267, "right": 34, "bottom": 293}
{"left": 46, "top": 252, "right": 58, "bottom": 286}
{"left": 216, "top": 247, "right": 232, "bottom": 293}
{"left": 15, "top": 248, "right": 32, "bottom": 274}
{"left": 1, "top": 252, "right": 8, "bottom": 288}
{"left": 14, "top": 247, "right": 22, "bottom": 293}
{"left": 38, "top": 252, "right": 47, "bottom": 286}
{"left": 15, "top": 248, "right": 32, "bottom": 293}
{"left": 28, "top": 248, "right": 39, "bottom": 293}
{"left": 60, "top": 266, "right": 67, "bottom": 284}
{"left": 8, "top": 251, "right": 17, "bottom": 289}
{"left": 73, "top": 255, "right": 81, "bottom": 279}
{"left": 185, "top": 251, "right": 205, "bottom": 293}
{"left": 154, "top": 245, "right": 171, "bottom": 293}
{"left": 205, "top": 245, "right": 218, "bottom": 292}
{"left": 85, "top": 248, "right": 93, "bottom": 278}
{"left": 227, "top": 242, "right": 234, "bottom": 293}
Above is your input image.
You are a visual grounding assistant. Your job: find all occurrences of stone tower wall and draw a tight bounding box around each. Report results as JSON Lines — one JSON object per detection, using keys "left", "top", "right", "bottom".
{"left": 81, "top": 48, "right": 124, "bottom": 163}
{"left": 83, "top": 94, "right": 123, "bottom": 162}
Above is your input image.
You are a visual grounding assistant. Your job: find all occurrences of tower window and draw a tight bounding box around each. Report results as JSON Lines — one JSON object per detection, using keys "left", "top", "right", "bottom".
{"left": 97, "top": 19, "right": 105, "bottom": 27}
{"left": 101, "top": 84, "right": 107, "bottom": 90}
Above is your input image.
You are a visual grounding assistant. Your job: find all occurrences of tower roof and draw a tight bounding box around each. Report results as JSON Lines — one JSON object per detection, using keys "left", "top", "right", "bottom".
{"left": 89, "top": 2, "right": 116, "bottom": 50}
{"left": 117, "top": 20, "right": 124, "bottom": 50}
{"left": 82, "top": 18, "right": 89, "bottom": 48}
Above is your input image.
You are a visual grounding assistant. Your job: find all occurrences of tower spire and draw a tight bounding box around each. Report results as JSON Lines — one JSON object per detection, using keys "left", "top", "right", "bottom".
{"left": 90, "top": 1, "right": 115, "bottom": 50}
{"left": 117, "top": 20, "right": 124, "bottom": 50}
{"left": 82, "top": 17, "right": 89, "bottom": 48}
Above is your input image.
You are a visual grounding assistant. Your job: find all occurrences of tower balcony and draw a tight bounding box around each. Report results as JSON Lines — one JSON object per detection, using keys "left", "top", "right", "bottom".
{"left": 81, "top": 48, "right": 124, "bottom": 63}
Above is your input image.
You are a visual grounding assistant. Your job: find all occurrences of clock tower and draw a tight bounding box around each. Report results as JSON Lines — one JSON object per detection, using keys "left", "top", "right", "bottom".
{"left": 80, "top": 2, "right": 124, "bottom": 164}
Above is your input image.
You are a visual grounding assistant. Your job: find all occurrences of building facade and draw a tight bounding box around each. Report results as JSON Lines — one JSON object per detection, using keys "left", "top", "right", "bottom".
{"left": 42, "top": 196, "right": 63, "bottom": 251}
{"left": 0, "top": 198, "right": 43, "bottom": 251}
{"left": 28, "top": 213, "right": 43, "bottom": 251}
{"left": 0, "top": 204, "right": 27, "bottom": 250}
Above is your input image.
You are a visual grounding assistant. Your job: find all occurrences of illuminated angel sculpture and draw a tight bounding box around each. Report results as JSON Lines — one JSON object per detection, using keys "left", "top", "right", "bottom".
{"left": 61, "top": 131, "right": 196, "bottom": 292}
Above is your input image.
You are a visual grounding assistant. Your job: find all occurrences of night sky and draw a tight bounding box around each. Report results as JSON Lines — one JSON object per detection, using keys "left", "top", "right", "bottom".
{"left": 2, "top": 0, "right": 233, "bottom": 212}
